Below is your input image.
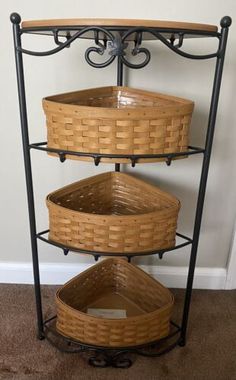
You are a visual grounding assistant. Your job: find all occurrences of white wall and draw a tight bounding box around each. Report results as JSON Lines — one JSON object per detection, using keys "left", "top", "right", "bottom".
{"left": 1, "top": 0, "right": 236, "bottom": 273}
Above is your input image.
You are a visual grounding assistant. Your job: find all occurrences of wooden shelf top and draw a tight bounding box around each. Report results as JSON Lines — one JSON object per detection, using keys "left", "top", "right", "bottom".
{"left": 21, "top": 18, "right": 218, "bottom": 39}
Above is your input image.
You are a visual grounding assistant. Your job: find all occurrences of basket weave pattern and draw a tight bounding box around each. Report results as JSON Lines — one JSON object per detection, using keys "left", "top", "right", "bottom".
{"left": 43, "top": 86, "right": 194, "bottom": 163}
{"left": 56, "top": 258, "right": 174, "bottom": 347}
{"left": 47, "top": 172, "right": 180, "bottom": 253}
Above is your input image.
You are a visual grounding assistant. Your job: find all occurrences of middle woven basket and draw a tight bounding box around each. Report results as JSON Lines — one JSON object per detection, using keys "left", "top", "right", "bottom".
{"left": 46, "top": 172, "right": 180, "bottom": 253}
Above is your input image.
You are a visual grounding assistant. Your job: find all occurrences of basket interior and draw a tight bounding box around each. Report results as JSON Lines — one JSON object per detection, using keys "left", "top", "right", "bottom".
{"left": 53, "top": 87, "right": 182, "bottom": 109}
{"left": 58, "top": 259, "right": 171, "bottom": 318}
{"left": 50, "top": 172, "right": 177, "bottom": 216}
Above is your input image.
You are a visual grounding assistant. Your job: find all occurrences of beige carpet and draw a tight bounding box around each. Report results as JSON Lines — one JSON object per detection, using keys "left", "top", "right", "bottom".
{"left": 0, "top": 284, "right": 236, "bottom": 380}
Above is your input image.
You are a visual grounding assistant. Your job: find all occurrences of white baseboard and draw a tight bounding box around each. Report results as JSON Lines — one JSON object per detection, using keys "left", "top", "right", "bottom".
{"left": 0, "top": 262, "right": 227, "bottom": 290}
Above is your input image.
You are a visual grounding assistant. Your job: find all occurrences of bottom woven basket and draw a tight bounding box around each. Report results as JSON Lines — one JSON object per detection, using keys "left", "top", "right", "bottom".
{"left": 56, "top": 258, "right": 174, "bottom": 347}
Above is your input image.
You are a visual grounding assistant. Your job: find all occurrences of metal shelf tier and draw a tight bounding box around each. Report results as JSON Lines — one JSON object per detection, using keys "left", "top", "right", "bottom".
{"left": 37, "top": 230, "right": 192, "bottom": 261}
{"left": 11, "top": 12, "right": 232, "bottom": 367}
{"left": 30, "top": 142, "right": 204, "bottom": 166}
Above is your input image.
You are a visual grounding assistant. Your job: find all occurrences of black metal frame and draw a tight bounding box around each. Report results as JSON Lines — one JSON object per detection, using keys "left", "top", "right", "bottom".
{"left": 11, "top": 12, "right": 231, "bottom": 367}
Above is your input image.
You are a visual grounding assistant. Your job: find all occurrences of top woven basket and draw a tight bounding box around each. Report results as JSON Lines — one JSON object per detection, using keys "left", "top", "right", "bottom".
{"left": 43, "top": 86, "right": 194, "bottom": 164}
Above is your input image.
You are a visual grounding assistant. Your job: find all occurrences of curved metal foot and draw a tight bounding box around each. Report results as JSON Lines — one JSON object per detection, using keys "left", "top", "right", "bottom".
{"left": 88, "top": 350, "right": 132, "bottom": 368}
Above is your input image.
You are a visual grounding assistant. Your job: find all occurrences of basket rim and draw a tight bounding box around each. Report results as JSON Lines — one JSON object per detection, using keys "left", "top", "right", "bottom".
{"left": 46, "top": 171, "right": 181, "bottom": 220}
{"left": 56, "top": 257, "right": 174, "bottom": 323}
{"left": 43, "top": 85, "right": 194, "bottom": 113}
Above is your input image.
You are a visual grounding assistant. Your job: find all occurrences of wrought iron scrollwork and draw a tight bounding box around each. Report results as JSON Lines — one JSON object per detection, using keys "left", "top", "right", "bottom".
{"left": 17, "top": 26, "right": 116, "bottom": 58}
{"left": 107, "top": 34, "right": 128, "bottom": 56}
{"left": 18, "top": 24, "right": 221, "bottom": 66}
{"left": 85, "top": 30, "right": 116, "bottom": 68}
{"left": 88, "top": 350, "right": 132, "bottom": 368}
{"left": 53, "top": 29, "right": 71, "bottom": 48}
{"left": 120, "top": 31, "right": 151, "bottom": 69}
{"left": 121, "top": 27, "right": 220, "bottom": 61}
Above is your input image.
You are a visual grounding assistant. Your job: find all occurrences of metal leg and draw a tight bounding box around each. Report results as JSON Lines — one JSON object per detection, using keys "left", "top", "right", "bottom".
{"left": 115, "top": 55, "right": 124, "bottom": 172}
{"left": 11, "top": 13, "right": 44, "bottom": 339}
{"left": 180, "top": 16, "right": 231, "bottom": 346}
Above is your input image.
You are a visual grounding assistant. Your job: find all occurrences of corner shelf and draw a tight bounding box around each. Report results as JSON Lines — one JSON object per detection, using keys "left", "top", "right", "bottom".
{"left": 11, "top": 13, "right": 231, "bottom": 368}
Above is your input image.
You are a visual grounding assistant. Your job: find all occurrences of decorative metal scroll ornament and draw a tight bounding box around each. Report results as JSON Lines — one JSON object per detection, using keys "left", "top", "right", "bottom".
{"left": 107, "top": 34, "right": 128, "bottom": 56}
{"left": 85, "top": 27, "right": 220, "bottom": 69}
{"left": 85, "top": 30, "right": 116, "bottom": 68}
{"left": 120, "top": 31, "right": 151, "bottom": 69}
{"left": 120, "top": 27, "right": 220, "bottom": 60}
{"left": 16, "top": 26, "right": 116, "bottom": 60}
{"left": 85, "top": 32, "right": 150, "bottom": 69}
{"left": 17, "top": 24, "right": 220, "bottom": 64}
{"left": 88, "top": 350, "right": 132, "bottom": 368}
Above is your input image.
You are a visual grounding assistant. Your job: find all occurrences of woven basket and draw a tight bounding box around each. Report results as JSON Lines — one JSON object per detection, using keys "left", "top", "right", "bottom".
{"left": 46, "top": 172, "right": 180, "bottom": 253}
{"left": 43, "top": 86, "right": 194, "bottom": 164}
{"left": 56, "top": 258, "right": 174, "bottom": 347}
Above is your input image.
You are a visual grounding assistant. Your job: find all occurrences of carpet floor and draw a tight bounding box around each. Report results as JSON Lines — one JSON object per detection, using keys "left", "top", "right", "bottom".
{"left": 0, "top": 284, "right": 235, "bottom": 380}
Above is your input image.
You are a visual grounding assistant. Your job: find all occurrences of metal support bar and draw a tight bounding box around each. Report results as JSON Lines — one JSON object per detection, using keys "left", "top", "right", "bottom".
{"left": 117, "top": 55, "right": 124, "bottom": 86}
{"left": 180, "top": 16, "right": 232, "bottom": 346}
{"left": 10, "top": 13, "right": 44, "bottom": 339}
{"left": 115, "top": 53, "right": 124, "bottom": 172}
